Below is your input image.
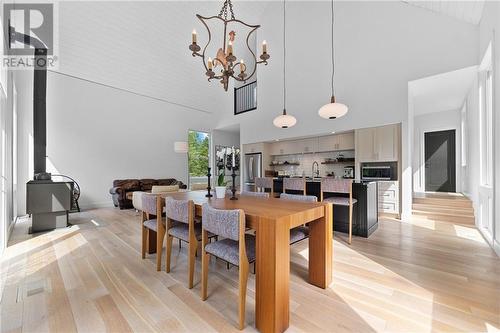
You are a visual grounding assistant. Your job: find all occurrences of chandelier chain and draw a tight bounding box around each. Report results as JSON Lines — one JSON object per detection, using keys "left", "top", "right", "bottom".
{"left": 218, "top": 0, "right": 236, "bottom": 20}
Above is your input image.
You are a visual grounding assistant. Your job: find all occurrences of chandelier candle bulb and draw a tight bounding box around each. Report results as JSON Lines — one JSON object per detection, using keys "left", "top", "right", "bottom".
{"left": 262, "top": 40, "right": 267, "bottom": 53}
{"left": 208, "top": 57, "right": 213, "bottom": 70}
{"left": 192, "top": 29, "right": 197, "bottom": 43}
{"left": 240, "top": 59, "right": 244, "bottom": 72}
{"left": 227, "top": 41, "right": 233, "bottom": 55}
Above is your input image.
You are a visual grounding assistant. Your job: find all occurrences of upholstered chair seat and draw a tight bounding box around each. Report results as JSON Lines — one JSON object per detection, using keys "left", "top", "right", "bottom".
{"left": 280, "top": 193, "right": 317, "bottom": 244}
{"left": 204, "top": 234, "right": 256, "bottom": 266}
{"left": 323, "top": 197, "right": 358, "bottom": 206}
{"left": 168, "top": 223, "right": 214, "bottom": 242}
{"left": 143, "top": 219, "right": 159, "bottom": 231}
{"left": 289, "top": 226, "right": 309, "bottom": 244}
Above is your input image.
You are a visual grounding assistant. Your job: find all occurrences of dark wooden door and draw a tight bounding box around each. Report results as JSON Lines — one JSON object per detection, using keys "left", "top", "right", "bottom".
{"left": 424, "top": 130, "right": 456, "bottom": 192}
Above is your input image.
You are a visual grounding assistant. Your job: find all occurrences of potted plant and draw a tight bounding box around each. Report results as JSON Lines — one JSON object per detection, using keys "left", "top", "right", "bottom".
{"left": 215, "top": 169, "right": 228, "bottom": 199}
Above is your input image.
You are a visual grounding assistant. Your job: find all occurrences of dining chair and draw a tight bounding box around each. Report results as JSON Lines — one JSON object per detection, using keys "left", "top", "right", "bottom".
{"left": 283, "top": 177, "right": 306, "bottom": 195}
{"left": 200, "top": 203, "right": 255, "bottom": 330}
{"left": 141, "top": 193, "right": 165, "bottom": 271}
{"left": 279, "top": 193, "right": 317, "bottom": 244}
{"left": 255, "top": 177, "right": 274, "bottom": 196}
{"left": 321, "top": 178, "right": 356, "bottom": 244}
{"left": 240, "top": 191, "right": 270, "bottom": 198}
{"left": 164, "top": 197, "right": 215, "bottom": 288}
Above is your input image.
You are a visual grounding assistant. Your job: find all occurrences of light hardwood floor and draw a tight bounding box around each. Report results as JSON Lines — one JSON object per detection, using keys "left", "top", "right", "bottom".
{"left": 1, "top": 207, "right": 499, "bottom": 332}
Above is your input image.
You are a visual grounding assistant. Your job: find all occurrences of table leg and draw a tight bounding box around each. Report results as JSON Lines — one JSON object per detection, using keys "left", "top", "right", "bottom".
{"left": 255, "top": 217, "right": 290, "bottom": 333}
{"left": 308, "top": 203, "right": 333, "bottom": 288}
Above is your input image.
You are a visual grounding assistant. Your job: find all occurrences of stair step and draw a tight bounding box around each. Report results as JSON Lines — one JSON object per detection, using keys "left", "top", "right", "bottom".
{"left": 413, "top": 197, "right": 473, "bottom": 208}
{"left": 412, "top": 204, "right": 474, "bottom": 216}
{"left": 411, "top": 215, "right": 475, "bottom": 226}
{"left": 411, "top": 210, "right": 475, "bottom": 224}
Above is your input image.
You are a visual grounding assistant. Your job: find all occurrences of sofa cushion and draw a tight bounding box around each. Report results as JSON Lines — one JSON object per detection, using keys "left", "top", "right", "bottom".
{"left": 157, "top": 178, "right": 178, "bottom": 186}
{"left": 113, "top": 179, "right": 141, "bottom": 191}
{"left": 151, "top": 185, "right": 179, "bottom": 194}
{"left": 140, "top": 179, "right": 158, "bottom": 191}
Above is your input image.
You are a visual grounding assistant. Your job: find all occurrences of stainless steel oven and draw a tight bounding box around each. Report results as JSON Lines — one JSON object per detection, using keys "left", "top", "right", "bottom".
{"left": 361, "top": 163, "right": 396, "bottom": 180}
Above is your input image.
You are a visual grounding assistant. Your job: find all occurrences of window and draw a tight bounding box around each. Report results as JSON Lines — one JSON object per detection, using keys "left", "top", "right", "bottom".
{"left": 187, "top": 130, "right": 210, "bottom": 188}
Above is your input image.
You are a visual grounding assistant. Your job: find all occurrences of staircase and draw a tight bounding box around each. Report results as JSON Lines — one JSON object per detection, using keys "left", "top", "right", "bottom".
{"left": 412, "top": 193, "right": 475, "bottom": 225}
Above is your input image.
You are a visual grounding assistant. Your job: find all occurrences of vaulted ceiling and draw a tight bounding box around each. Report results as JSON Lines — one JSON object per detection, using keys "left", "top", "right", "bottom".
{"left": 403, "top": 1, "right": 485, "bottom": 25}
{"left": 55, "top": 1, "right": 269, "bottom": 115}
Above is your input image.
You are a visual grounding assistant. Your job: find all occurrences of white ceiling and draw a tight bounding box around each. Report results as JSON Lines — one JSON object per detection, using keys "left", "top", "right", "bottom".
{"left": 403, "top": 1, "right": 485, "bottom": 25}
{"left": 409, "top": 66, "right": 477, "bottom": 116}
{"left": 56, "top": 1, "right": 269, "bottom": 115}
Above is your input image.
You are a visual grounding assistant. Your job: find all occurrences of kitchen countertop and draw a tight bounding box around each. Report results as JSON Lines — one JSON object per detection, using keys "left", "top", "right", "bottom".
{"left": 272, "top": 177, "right": 375, "bottom": 185}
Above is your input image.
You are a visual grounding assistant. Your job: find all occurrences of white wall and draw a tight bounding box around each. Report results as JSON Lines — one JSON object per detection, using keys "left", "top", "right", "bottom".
{"left": 16, "top": 71, "right": 216, "bottom": 212}
{"left": 217, "top": 1, "right": 478, "bottom": 144}
{"left": 476, "top": 1, "right": 500, "bottom": 254}
{"left": 413, "top": 109, "right": 462, "bottom": 193}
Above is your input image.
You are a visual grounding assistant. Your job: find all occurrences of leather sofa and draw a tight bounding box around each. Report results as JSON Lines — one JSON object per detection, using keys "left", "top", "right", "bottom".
{"left": 109, "top": 178, "right": 187, "bottom": 209}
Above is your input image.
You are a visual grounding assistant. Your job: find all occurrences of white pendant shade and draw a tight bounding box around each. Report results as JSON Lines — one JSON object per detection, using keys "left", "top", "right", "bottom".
{"left": 174, "top": 141, "right": 189, "bottom": 153}
{"left": 273, "top": 113, "right": 297, "bottom": 129}
{"left": 318, "top": 96, "right": 348, "bottom": 119}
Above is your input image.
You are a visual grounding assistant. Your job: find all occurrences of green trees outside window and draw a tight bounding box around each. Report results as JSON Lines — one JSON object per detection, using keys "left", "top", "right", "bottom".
{"left": 188, "top": 130, "right": 209, "bottom": 178}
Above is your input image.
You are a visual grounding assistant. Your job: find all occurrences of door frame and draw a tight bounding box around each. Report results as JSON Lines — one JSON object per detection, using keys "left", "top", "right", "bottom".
{"left": 421, "top": 127, "right": 460, "bottom": 193}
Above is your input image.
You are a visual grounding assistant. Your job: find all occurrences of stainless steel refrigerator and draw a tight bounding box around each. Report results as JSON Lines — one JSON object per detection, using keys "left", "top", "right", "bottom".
{"left": 244, "top": 153, "right": 262, "bottom": 192}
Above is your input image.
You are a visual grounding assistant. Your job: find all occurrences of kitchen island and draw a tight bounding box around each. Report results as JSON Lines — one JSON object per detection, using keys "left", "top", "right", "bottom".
{"left": 273, "top": 178, "right": 378, "bottom": 237}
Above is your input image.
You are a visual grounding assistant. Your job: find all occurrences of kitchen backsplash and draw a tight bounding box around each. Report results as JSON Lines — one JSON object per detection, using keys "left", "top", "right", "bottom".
{"left": 270, "top": 150, "right": 355, "bottom": 177}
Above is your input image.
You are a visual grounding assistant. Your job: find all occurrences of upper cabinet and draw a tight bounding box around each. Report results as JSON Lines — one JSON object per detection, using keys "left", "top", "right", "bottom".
{"left": 269, "top": 133, "right": 353, "bottom": 156}
{"left": 317, "top": 132, "right": 355, "bottom": 152}
{"left": 355, "top": 124, "right": 400, "bottom": 162}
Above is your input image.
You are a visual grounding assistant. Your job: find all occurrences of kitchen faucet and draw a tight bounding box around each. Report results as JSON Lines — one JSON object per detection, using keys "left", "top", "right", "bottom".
{"left": 312, "top": 161, "right": 320, "bottom": 178}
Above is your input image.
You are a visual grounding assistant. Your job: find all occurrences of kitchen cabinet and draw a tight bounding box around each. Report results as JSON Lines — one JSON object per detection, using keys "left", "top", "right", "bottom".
{"left": 317, "top": 132, "right": 354, "bottom": 152}
{"left": 297, "top": 138, "right": 318, "bottom": 154}
{"left": 337, "top": 133, "right": 355, "bottom": 150}
{"left": 243, "top": 143, "right": 263, "bottom": 154}
{"left": 378, "top": 180, "right": 399, "bottom": 214}
{"left": 355, "top": 124, "right": 399, "bottom": 162}
{"left": 271, "top": 138, "right": 318, "bottom": 155}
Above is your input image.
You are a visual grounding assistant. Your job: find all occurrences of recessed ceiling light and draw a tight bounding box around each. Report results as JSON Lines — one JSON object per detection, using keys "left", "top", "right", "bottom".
{"left": 331, "top": 131, "right": 336, "bottom": 134}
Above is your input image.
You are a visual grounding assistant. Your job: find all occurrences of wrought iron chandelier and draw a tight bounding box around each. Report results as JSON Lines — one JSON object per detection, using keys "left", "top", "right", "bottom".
{"left": 189, "top": 0, "right": 270, "bottom": 91}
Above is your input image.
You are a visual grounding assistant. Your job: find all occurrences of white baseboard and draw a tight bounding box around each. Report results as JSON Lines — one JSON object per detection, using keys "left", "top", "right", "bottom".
{"left": 494, "top": 239, "right": 500, "bottom": 257}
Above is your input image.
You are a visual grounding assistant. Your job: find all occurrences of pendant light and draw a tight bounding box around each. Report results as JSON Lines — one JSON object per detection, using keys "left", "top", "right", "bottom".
{"left": 318, "top": 0, "right": 348, "bottom": 120}
{"left": 273, "top": 0, "right": 297, "bottom": 129}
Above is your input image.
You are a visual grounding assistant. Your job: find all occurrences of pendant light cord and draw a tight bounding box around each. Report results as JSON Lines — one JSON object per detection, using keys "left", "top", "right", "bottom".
{"left": 283, "top": 0, "right": 286, "bottom": 113}
{"left": 331, "top": 0, "right": 335, "bottom": 97}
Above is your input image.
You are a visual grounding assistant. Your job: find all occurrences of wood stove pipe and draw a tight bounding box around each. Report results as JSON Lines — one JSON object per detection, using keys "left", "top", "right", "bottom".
{"left": 9, "top": 25, "right": 48, "bottom": 178}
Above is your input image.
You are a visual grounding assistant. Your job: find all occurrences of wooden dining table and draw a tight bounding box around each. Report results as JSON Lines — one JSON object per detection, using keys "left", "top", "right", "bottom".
{"left": 160, "top": 191, "right": 333, "bottom": 333}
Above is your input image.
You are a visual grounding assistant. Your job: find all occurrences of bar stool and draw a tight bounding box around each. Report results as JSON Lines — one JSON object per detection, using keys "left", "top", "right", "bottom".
{"left": 321, "top": 178, "right": 356, "bottom": 244}
{"left": 255, "top": 177, "right": 274, "bottom": 196}
{"left": 283, "top": 177, "right": 306, "bottom": 195}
